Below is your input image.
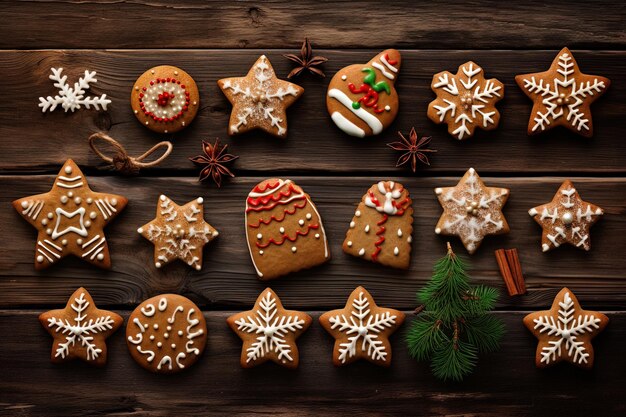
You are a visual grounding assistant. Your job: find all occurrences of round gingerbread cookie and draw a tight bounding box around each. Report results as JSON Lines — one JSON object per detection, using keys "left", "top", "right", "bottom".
{"left": 130, "top": 65, "right": 200, "bottom": 134}
{"left": 126, "top": 294, "right": 207, "bottom": 374}
{"left": 326, "top": 49, "right": 401, "bottom": 137}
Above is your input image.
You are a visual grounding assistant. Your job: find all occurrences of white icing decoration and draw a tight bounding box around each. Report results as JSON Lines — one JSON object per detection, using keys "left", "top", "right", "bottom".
{"left": 185, "top": 308, "right": 204, "bottom": 356}
{"left": 380, "top": 54, "right": 399, "bottom": 73}
{"left": 328, "top": 88, "right": 383, "bottom": 135}
{"left": 341, "top": 75, "right": 347, "bottom": 81}
{"left": 141, "top": 80, "right": 188, "bottom": 120}
{"left": 372, "top": 62, "right": 395, "bottom": 80}
{"left": 141, "top": 303, "right": 156, "bottom": 317}
{"left": 38, "top": 68, "right": 111, "bottom": 113}
{"left": 365, "top": 181, "right": 403, "bottom": 215}
{"left": 94, "top": 198, "right": 117, "bottom": 220}
{"left": 397, "top": 228, "right": 402, "bottom": 237}
{"left": 394, "top": 247, "right": 399, "bottom": 256}
{"left": 51, "top": 207, "right": 88, "bottom": 239}
{"left": 158, "top": 298, "right": 168, "bottom": 312}
{"left": 21, "top": 199, "right": 44, "bottom": 220}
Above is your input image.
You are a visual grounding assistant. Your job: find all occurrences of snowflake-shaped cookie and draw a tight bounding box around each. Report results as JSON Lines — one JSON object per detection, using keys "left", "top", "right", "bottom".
{"left": 218, "top": 55, "right": 304, "bottom": 138}
{"left": 516, "top": 47, "right": 610, "bottom": 137}
{"left": 435, "top": 168, "right": 509, "bottom": 254}
{"left": 39, "top": 287, "right": 122, "bottom": 366}
{"left": 427, "top": 61, "right": 503, "bottom": 140}
{"left": 524, "top": 288, "right": 608, "bottom": 369}
{"left": 38, "top": 67, "right": 111, "bottom": 113}
{"left": 227, "top": 288, "right": 312, "bottom": 369}
{"left": 529, "top": 180, "right": 603, "bottom": 252}
{"left": 319, "top": 286, "right": 405, "bottom": 366}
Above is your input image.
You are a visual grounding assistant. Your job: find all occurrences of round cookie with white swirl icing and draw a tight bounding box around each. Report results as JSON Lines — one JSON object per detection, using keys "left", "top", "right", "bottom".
{"left": 326, "top": 49, "right": 401, "bottom": 137}
{"left": 126, "top": 294, "right": 207, "bottom": 374}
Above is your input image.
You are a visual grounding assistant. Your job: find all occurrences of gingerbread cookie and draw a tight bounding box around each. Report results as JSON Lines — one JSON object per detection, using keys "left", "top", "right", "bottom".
{"left": 245, "top": 179, "right": 330, "bottom": 280}
{"left": 138, "top": 195, "right": 219, "bottom": 270}
{"left": 327, "top": 49, "right": 401, "bottom": 137}
{"left": 218, "top": 55, "right": 303, "bottom": 138}
{"left": 524, "top": 288, "right": 608, "bottom": 369}
{"left": 127, "top": 294, "right": 207, "bottom": 373}
{"left": 434, "top": 168, "right": 509, "bottom": 254}
{"left": 227, "top": 288, "right": 312, "bottom": 369}
{"left": 529, "top": 180, "right": 603, "bottom": 252}
{"left": 39, "top": 287, "right": 122, "bottom": 366}
{"left": 320, "top": 287, "right": 404, "bottom": 367}
{"left": 131, "top": 65, "right": 200, "bottom": 134}
{"left": 427, "top": 61, "right": 503, "bottom": 140}
{"left": 343, "top": 181, "right": 413, "bottom": 269}
{"left": 13, "top": 159, "right": 127, "bottom": 270}
{"left": 516, "top": 47, "right": 610, "bottom": 137}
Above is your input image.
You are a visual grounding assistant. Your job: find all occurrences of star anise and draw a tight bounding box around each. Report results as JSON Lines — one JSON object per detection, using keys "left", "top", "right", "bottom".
{"left": 283, "top": 38, "right": 328, "bottom": 78}
{"left": 387, "top": 128, "right": 437, "bottom": 172}
{"left": 189, "top": 139, "right": 239, "bottom": 187}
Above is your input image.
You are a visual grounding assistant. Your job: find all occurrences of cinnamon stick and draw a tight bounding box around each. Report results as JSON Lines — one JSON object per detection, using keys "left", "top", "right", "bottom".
{"left": 505, "top": 249, "right": 526, "bottom": 294}
{"left": 495, "top": 249, "right": 518, "bottom": 296}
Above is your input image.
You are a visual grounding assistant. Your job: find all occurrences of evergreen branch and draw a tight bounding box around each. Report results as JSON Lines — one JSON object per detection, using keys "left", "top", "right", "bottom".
{"left": 431, "top": 340, "right": 477, "bottom": 382}
{"left": 463, "top": 315, "right": 505, "bottom": 353}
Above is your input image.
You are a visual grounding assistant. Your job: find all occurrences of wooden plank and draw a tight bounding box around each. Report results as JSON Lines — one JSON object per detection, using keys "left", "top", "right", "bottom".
{"left": 1, "top": 1, "right": 625, "bottom": 50}
{"left": 0, "top": 310, "right": 623, "bottom": 417}
{"left": 0, "top": 50, "right": 624, "bottom": 174}
{"left": 1, "top": 175, "right": 624, "bottom": 310}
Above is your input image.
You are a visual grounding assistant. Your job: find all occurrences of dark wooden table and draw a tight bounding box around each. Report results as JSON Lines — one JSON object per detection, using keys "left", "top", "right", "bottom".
{"left": 1, "top": 1, "right": 625, "bottom": 416}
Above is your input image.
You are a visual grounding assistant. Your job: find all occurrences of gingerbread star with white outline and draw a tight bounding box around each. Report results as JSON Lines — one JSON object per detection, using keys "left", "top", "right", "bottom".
{"left": 13, "top": 159, "right": 127, "bottom": 270}
{"left": 516, "top": 47, "right": 610, "bottom": 137}
{"left": 218, "top": 55, "right": 304, "bottom": 138}
{"left": 137, "top": 195, "right": 219, "bottom": 271}
{"left": 434, "top": 168, "right": 509, "bottom": 254}
{"left": 529, "top": 180, "right": 603, "bottom": 252}
{"left": 227, "top": 288, "right": 312, "bottom": 369}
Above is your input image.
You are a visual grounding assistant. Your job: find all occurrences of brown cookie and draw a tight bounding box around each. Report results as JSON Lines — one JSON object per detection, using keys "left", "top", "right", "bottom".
{"left": 13, "top": 159, "right": 127, "bottom": 270}
{"left": 326, "top": 49, "right": 401, "bottom": 137}
{"left": 343, "top": 181, "right": 413, "bottom": 269}
{"left": 434, "top": 168, "right": 509, "bottom": 254}
{"left": 529, "top": 180, "right": 603, "bottom": 252}
{"left": 126, "top": 294, "right": 207, "bottom": 374}
{"left": 524, "top": 288, "right": 608, "bottom": 369}
{"left": 516, "top": 47, "right": 610, "bottom": 137}
{"left": 39, "top": 287, "right": 123, "bottom": 366}
{"left": 320, "top": 287, "right": 404, "bottom": 367}
{"left": 245, "top": 179, "right": 330, "bottom": 280}
{"left": 137, "top": 195, "right": 219, "bottom": 270}
{"left": 218, "top": 55, "right": 303, "bottom": 138}
{"left": 131, "top": 65, "right": 200, "bottom": 134}
{"left": 427, "top": 61, "right": 503, "bottom": 140}
{"left": 227, "top": 288, "right": 312, "bottom": 369}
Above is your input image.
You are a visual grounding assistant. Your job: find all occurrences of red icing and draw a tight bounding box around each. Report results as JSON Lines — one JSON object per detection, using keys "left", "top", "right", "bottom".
{"left": 137, "top": 77, "right": 189, "bottom": 123}
{"left": 256, "top": 224, "right": 320, "bottom": 248}
{"left": 157, "top": 91, "right": 173, "bottom": 106}
{"left": 384, "top": 53, "right": 398, "bottom": 66}
{"left": 247, "top": 183, "right": 301, "bottom": 208}
{"left": 348, "top": 83, "right": 385, "bottom": 114}
{"left": 247, "top": 200, "right": 308, "bottom": 228}
{"left": 371, "top": 214, "right": 388, "bottom": 262}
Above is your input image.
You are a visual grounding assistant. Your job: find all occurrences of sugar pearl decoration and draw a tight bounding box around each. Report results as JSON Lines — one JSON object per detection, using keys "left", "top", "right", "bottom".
{"left": 562, "top": 212, "right": 574, "bottom": 225}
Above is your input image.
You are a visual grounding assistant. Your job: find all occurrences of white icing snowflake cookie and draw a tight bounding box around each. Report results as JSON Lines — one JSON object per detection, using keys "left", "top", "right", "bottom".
{"left": 38, "top": 67, "right": 111, "bottom": 113}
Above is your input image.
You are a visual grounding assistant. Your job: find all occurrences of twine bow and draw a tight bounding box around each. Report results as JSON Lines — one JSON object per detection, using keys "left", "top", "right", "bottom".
{"left": 88, "top": 132, "right": 173, "bottom": 175}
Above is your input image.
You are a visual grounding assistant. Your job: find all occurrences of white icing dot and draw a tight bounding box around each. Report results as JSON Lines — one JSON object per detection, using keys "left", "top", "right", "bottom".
{"left": 41, "top": 219, "right": 48, "bottom": 226}
{"left": 151, "top": 70, "right": 155, "bottom": 74}
{"left": 171, "top": 344, "right": 177, "bottom": 349}
{"left": 157, "top": 342, "right": 162, "bottom": 348}
{"left": 435, "top": 228, "right": 441, "bottom": 234}
{"left": 315, "top": 233, "right": 320, "bottom": 239}
{"left": 178, "top": 330, "right": 184, "bottom": 336}
{"left": 397, "top": 229, "right": 403, "bottom": 237}
{"left": 364, "top": 224, "right": 370, "bottom": 233}
{"left": 257, "top": 233, "right": 262, "bottom": 240}
{"left": 110, "top": 198, "right": 117, "bottom": 206}
{"left": 145, "top": 121, "right": 149, "bottom": 125}
{"left": 155, "top": 262, "right": 162, "bottom": 268}
{"left": 37, "top": 255, "right": 44, "bottom": 263}
{"left": 435, "top": 188, "right": 443, "bottom": 195}
{"left": 65, "top": 166, "right": 72, "bottom": 174}
{"left": 358, "top": 248, "right": 365, "bottom": 256}
{"left": 86, "top": 198, "right": 93, "bottom": 204}
{"left": 306, "top": 213, "right": 312, "bottom": 220}
{"left": 60, "top": 196, "right": 68, "bottom": 204}
{"left": 150, "top": 335, "right": 155, "bottom": 341}
{"left": 74, "top": 197, "right": 81, "bottom": 205}
{"left": 134, "top": 110, "right": 138, "bottom": 114}
{"left": 341, "top": 75, "right": 347, "bottom": 81}
{"left": 61, "top": 239, "right": 67, "bottom": 246}
{"left": 160, "top": 195, "right": 166, "bottom": 202}
{"left": 67, "top": 191, "right": 73, "bottom": 198}
{"left": 21, "top": 201, "right": 28, "bottom": 208}
{"left": 407, "top": 236, "right": 412, "bottom": 243}
{"left": 164, "top": 333, "right": 169, "bottom": 339}
{"left": 96, "top": 253, "right": 104, "bottom": 261}
{"left": 76, "top": 238, "right": 83, "bottom": 245}
{"left": 153, "top": 324, "right": 159, "bottom": 329}
{"left": 85, "top": 220, "right": 91, "bottom": 227}
{"left": 355, "top": 210, "right": 361, "bottom": 217}
{"left": 394, "top": 247, "right": 399, "bottom": 256}
{"left": 347, "top": 241, "right": 353, "bottom": 247}
{"left": 47, "top": 212, "right": 53, "bottom": 219}
{"left": 167, "top": 326, "right": 172, "bottom": 331}
{"left": 291, "top": 246, "right": 297, "bottom": 253}
{"left": 279, "top": 227, "right": 285, "bottom": 234}
{"left": 90, "top": 211, "right": 97, "bottom": 219}
{"left": 196, "top": 264, "right": 201, "bottom": 271}
{"left": 259, "top": 250, "right": 264, "bottom": 255}
{"left": 385, "top": 105, "right": 391, "bottom": 111}
{"left": 137, "top": 227, "right": 144, "bottom": 234}
{"left": 350, "top": 221, "right": 355, "bottom": 228}
{"left": 196, "top": 197, "right": 203, "bottom": 204}
{"left": 298, "top": 219, "right": 305, "bottom": 226}
{"left": 46, "top": 228, "right": 52, "bottom": 235}
{"left": 174, "top": 70, "right": 179, "bottom": 76}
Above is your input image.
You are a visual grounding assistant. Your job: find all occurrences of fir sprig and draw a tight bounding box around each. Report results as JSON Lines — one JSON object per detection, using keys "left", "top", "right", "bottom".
{"left": 406, "top": 242, "right": 505, "bottom": 381}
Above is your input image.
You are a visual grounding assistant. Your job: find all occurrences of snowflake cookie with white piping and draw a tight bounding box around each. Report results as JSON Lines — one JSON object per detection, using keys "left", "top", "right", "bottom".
{"left": 227, "top": 288, "right": 312, "bottom": 369}
{"left": 137, "top": 195, "right": 219, "bottom": 271}
{"left": 524, "top": 288, "right": 608, "bottom": 369}
{"left": 126, "top": 294, "right": 207, "bottom": 374}
{"left": 427, "top": 61, "right": 503, "bottom": 140}
{"left": 529, "top": 180, "right": 603, "bottom": 252}
{"left": 319, "top": 286, "right": 405, "bottom": 367}
{"left": 218, "top": 55, "right": 303, "bottom": 138}
{"left": 39, "top": 287, "right": 122, "bottom": 366}
{"left": 516, "top": 47, "right": 610, "bottom": 137}
{"left": 434, "top": 168, "right": 509, "bottom": 254}
{"left": 131, "top": 65, "right": 200, "bottom": 134}
{"left": 13, "top": 159, "right": 127, "bottom": 270}
{"left": 38, "top": 67, "right": 111, "bottom": 113}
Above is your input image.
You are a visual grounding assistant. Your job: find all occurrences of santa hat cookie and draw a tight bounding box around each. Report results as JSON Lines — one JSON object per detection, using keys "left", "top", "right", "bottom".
{"left": 245, "top": 179, "right": 330, "bottom": 280}
{"left": 326, "top": 49, "right": 401, "bottom": 137}
{"left": 343, "top": 181, "right": 413, "bottom": 269}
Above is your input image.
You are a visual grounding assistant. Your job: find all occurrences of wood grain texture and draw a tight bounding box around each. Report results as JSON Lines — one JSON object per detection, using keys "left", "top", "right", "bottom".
{"left": 1, "top": 1, "right": 625, "bottom": 50}
{"left": 0, "top": 50, "right": 624, "bottom": 174}
{"left": 1, "top": 175, "right": 624, "bottom": 310}
{"left": 0, "top": 310, "right": 623, "bottom": 417}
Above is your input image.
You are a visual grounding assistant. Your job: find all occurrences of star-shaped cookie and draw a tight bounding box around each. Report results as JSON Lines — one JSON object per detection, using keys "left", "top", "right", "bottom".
{"left": 13, "top": 159, "right": 127, "bottom": 270}
{"left": 524, "top": 288, "right": 608, "bottom": 369}
{"left": 516, "top": 47, "right": 610, "bottom": 137}
{"left": 39, "top": 287, "right": 123, "bottom": 366}
{"left": 529, "top": 180, "right": 603, "bottom": 252}
{"left": 319, "top": 286, "right": 405, "bottom": 367}
{"left": 218, "top": 55, "right": 304, "bottom": 138}
{"left": 137, "top": 195, "right": 219, "bottom": 270}
{"left": 434, "top": 168, "right": 509, "bottom": 254}
{"left": 227, "top": 288, "right": 312, "bottom": 369}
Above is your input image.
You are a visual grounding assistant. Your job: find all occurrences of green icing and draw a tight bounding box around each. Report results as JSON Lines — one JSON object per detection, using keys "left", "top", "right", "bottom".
{"left": 352, "top": 101, "right": 361, "bottom": 109}
{"left": 361, "top": 68, "right": 391, "bottom": 95}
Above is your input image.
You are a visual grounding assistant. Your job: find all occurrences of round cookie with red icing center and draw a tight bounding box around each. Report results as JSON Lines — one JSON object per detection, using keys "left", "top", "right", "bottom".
{"left": 326, "top": 49, "right": 401, "bottom": 137}
{"left": 130, "top": 65, "right": 200, "bottom": 134}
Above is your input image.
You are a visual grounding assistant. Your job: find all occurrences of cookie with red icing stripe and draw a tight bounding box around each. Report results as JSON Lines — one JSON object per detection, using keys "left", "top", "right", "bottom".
{"left": 326, "top": 50, "right": 401, "bottom": 137}
{"left": 343, "top": 181, "right": 413, "bottom": 269}
{"left": 245, "top": 179, "right": 330, "bottom": 280}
